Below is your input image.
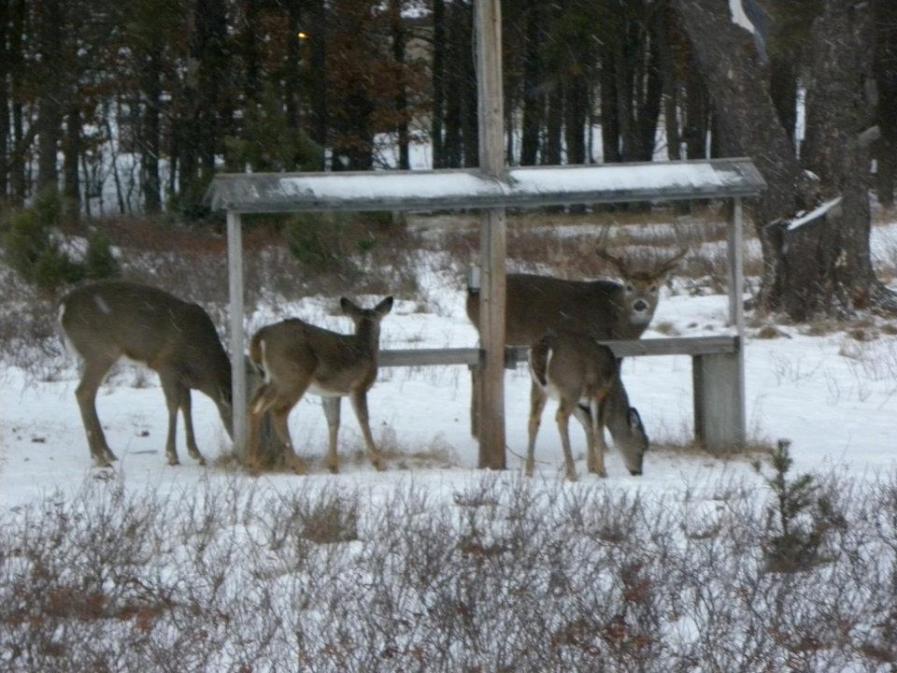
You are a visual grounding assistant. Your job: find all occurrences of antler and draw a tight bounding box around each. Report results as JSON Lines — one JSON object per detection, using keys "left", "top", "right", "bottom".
{"left": 595, "top": 224, "right": 630, "bottom": 276}
{"left": 654, "top": 246, "right": 689, "bottom": 277}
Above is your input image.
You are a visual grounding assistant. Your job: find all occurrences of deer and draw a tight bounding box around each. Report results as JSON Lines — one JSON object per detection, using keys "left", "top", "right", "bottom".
{"left": 247, "top": 296, "right": 394, "bottom": 474}
{"left": 59, "top": 280, "right": 234, "bottom": 468}
{"left": 466, "top": 241, "right": 688, "bottom": 437}
{"left": 528, "top": 330, "right": 649, "bottom": 480}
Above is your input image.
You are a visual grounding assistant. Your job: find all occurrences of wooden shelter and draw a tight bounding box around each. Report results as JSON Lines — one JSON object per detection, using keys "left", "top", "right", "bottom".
{"left": 206, "top": 0, "right": 765, "bottom": 465}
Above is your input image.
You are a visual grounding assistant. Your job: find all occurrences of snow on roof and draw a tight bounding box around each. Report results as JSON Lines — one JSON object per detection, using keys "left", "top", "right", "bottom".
{"left": 207, "top": 158, "right": 766, "bottom": 214}
{"left": 786, "top": 196, "right": 843, "bottom": 232}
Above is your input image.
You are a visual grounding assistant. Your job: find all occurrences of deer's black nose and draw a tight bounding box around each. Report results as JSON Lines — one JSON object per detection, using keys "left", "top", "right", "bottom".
{"left": 633, "top": 300, "right": 648, "bottom": 312}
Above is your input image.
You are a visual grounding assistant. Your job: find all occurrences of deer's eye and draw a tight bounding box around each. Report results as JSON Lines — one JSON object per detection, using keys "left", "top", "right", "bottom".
{"left": 649, "top": 285, "right": 658, "bottom": 293}
{"left": 625, "top": 284, "right": 634, "bottom": 293}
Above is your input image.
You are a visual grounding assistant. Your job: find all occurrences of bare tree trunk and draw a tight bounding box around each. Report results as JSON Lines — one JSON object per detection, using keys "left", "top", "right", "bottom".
{"left": 600, "top": 45, "right": 621, "bottom": 163}
{"left": 683, "top": 52, "right": 708, "bottom": 159}
{"left": 431, "top": 0, "right": 446, "bottom": 168}
{"left": 674, "top": 0, "right": 802, "bottom": 310}
{"left": 391, "top": 0, "right": 409, "bottom": 169}
{"left": 443, "top": 0, "right": 464, "bottom": 167}
{"left": 520, "top": 0, "right": 543, "bottom": 166}
{"left": 460, "top": 2, "right": 478, "bottom": 168}
{"left": 677, "top": 0, "right": 895, "bottom": 317}
{"left": 36, "top": 0, "right": 64, "bottom": 193}
{"left": 545, "top": 84, "right": 563, "bottom": 164}
{"left": 874, "top": 0, "right": 897, "bottom": 208}
{"left": 63, "top": 102, "right": 80, "bottom": 209}
{"left": 308, "top": 0, "right": 327, "bottom": 169}
{"left": 656, "top": 2, "right": 681, "bottom": 160}
{"left": 0, "top": 0, "right": 8, "bottom": 200}
{"left": 140, "top": 45, "right": 162, "bottom": 214}
{"left": 284, "top": 0, "right": 302, "bottom": 133}
{"left": 8, "top": 0, "right": 26, "bottom": 205}
{"left": 637, "top": 21, "right": 663, "bottom": 161}
{"left": 792, "top": 1, "right": 894, "bottom": 316}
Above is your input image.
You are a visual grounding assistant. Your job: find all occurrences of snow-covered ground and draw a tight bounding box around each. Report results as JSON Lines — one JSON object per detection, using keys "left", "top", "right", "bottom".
{"left": 1, "top": 224, "right": 895, "bottom": 510}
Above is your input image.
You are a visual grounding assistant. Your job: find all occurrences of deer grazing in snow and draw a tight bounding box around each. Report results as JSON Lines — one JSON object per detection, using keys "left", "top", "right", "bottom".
{"left": 466, "top": 242, "right": 688, "bottom": 436}
{"left": 59, "top": 281, "right": 233, "bottom": 468}
{"left": 247, "top": 296, "right": 394, "bottom": 474}
{"left": 528, "top": 330, "right": 649, "bottom": 480}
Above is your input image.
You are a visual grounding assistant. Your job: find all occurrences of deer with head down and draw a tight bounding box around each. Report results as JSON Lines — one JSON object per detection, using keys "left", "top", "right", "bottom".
{"left": 466, "top": 241, "right": 688, "bottom": 437}
{"left": 59, "top": 281, "right": 234, "bottom": 467}
{"left": 247, "top": 296, "right": 394, "bottom": 474}
{"left": 528, "top": 330, "right": 649, "bottom": 480}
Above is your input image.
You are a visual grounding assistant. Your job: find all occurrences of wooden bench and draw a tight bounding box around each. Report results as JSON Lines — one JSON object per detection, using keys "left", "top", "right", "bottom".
{"left": 379, "top": 334, "right": 744, "bottom": 452}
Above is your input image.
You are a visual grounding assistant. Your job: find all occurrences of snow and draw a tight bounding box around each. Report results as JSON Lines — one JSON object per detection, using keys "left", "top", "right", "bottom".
{"left": 787, "top": 196, "right": 843, "bottom": 231}
{"left": 1, "top": 234, "right": 895, "bottom": 512}
{"left": 729, "top": 0, "right": 755, "bottom": 34}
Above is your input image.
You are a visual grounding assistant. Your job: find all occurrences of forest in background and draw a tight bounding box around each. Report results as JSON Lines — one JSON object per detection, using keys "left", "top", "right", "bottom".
{"left": 0, "top": 0, "right": 896, "bottom": 319}
{"left": 0, "top": 0, "right": 892, "bottom": 217}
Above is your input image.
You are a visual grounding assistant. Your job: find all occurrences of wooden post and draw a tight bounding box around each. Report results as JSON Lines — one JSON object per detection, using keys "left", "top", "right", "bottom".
{"left": 475, "top": 0, "right": 507, "bottom": 469}
{"left": 694, "top": 195, "right": 746, "bottom": 451}
{"left": 727, "top": 197, "right": 745, "bottom": 334}
{"left": 227, "top": 210, "right": 247, "bottom": 457}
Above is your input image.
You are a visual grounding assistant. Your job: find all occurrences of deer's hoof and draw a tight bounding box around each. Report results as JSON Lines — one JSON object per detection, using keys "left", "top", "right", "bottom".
{"left": 167, "top": 455, "right": 180, "bottom": 466}
{"left": 287, "top": 456, "right": 309, "bottom": 475}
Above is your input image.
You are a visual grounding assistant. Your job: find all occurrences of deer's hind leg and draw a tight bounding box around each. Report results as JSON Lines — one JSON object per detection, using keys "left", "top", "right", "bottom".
{"left": 249, "top": 377, "right": 310, "bottom": 474}
{"left": 555, "top": 398, "right": 578, "bottom": 482}
{"left": 158, "top": 369, "right": 188, "bottom": 466}
{"left": 270, "top": 378, "right": 312, "bottom": 474}
{"left": 75, "top": 354, "right": 119, "bottom": 467}
{"left": 526, "top": 380, "right": 548, "bottom": 477}
{"left": 349, "top": 389, "right": 385, "bottom": 471}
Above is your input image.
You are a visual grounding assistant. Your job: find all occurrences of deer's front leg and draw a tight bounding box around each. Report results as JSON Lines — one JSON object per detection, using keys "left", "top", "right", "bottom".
{"left": 158, "top": 370, "right": 182, "bottom": 466}
{"left": 350, "top": 389, "right": 385, "bottom": 471}
{"left": 322, "top": 396, "right": 342, "bottom": 473}
{"left": 75, "top": 358, "right": 118, "bottom": 467}
{"left": 572, "top": 403, "right": 595, "bottom": 473}
{"left": 179, "top": 387, "right": 206, "bottom": 465}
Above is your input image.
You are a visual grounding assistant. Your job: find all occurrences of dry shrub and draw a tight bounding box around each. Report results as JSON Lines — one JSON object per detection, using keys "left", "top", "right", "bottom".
{"left": 3, "top": 470, "right": 897, "bottom": 671}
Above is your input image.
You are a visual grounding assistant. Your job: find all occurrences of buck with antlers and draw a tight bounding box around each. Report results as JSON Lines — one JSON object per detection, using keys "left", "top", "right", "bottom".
{"left": 247, "top": 296, "right": 394, "bottom": 474}
{"left": 466, "top": 240, "right": 688, "bottom": 436}
{"left": 528, "top": 330, "right": 649, "bottom": 480}
{"left": 60, "top": 281, "right": 234, "bottom": 467}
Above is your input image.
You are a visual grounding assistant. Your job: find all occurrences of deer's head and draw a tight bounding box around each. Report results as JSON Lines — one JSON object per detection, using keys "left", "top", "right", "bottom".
{"left": 596, "top": 246, "right": 688, "bottom": 327}
{"left": 340, "top": 296, "right": 394, "bottom": 340}
{"left": 619, "top": 406, "right": 649, "bottom": 476}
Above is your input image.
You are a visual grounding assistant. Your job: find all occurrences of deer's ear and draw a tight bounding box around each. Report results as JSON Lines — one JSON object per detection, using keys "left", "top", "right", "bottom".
{"left": 340, "top": 297, "right": 358, "bottom": 315}
{"left": 628, "top": 407, "right": 644, "bottom": 431}
{"left": 375, "top": 296, "right": 394, "bottom": 316}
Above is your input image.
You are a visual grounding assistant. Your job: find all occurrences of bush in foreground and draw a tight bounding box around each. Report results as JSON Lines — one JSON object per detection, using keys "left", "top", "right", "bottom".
{"left": 1, "top": 469, "right": 896, "bottom": 672}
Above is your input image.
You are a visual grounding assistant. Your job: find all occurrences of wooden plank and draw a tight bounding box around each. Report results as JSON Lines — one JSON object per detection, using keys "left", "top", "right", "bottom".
{"left": 475, "top": 0, "right": 506, "bottom": 471}
{"left": 377, "top": 336, "right": 738, "bottom": 369}
{"left": 728, "top": 198, "right": 746, "bottom": 333}
{"left": 206, "top": 158, "right": 767, "bottom": 214}
{"left": 227, "top": 211, "right": 247, "bottom": 457}
{"left": 379, "top": 348, "right": 481, "bottom": 367}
